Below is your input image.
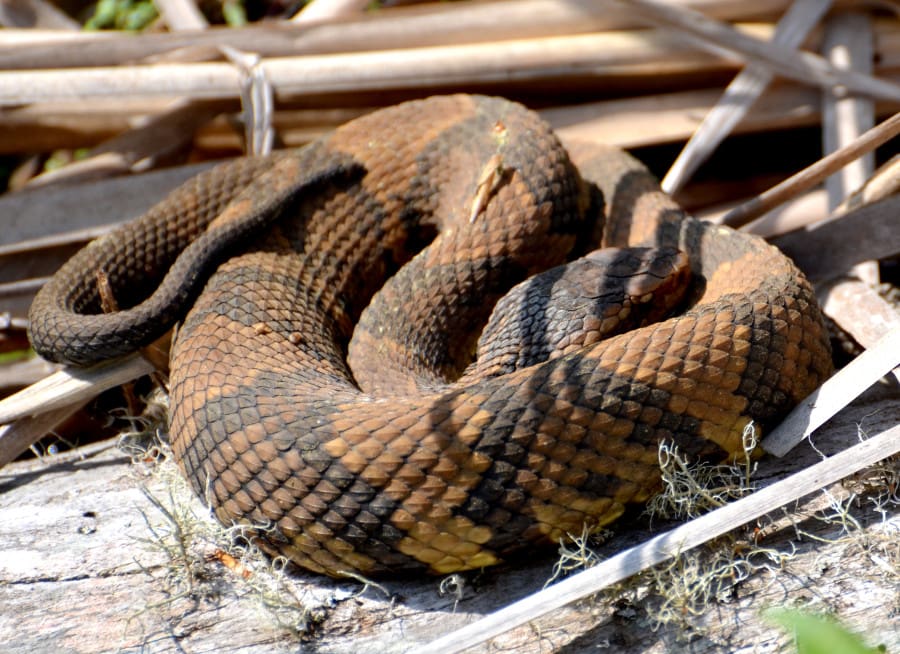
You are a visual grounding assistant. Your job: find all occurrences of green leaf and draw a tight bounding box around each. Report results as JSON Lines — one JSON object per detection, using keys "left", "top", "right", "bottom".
{"left": 764, "top": 608, "right": 884, "bottom": 654}
{"left": 84, "top": 0, "right": 120, "bottom": 30}
{"left": 119, "top": 0, "right": 157, "bottom": 32}
{"left": 222, "top": 0, "right": 247, "bottom": 27}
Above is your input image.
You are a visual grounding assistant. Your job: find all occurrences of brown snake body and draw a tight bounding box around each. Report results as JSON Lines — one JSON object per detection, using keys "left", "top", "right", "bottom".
{"left": 29, "top": 95, "right": 833, "bottom": 576}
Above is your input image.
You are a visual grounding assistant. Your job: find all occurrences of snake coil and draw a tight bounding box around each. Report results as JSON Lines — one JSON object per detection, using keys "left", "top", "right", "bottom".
{"left": 30, "top": 95, "right": 832, "bottom": 576}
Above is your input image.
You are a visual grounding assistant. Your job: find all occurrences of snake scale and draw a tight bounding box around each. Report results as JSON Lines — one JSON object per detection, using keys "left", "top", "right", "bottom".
{"left": 29, "top": 95, "right": 833, "bottom": 577}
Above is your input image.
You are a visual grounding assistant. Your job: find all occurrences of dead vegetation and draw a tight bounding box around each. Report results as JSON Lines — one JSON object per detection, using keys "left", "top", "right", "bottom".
{"left": 0, "top": 0, "right": 899, "bottom": 652}
{"left": 541, "top": 423, "right": 899, "bottom": 648}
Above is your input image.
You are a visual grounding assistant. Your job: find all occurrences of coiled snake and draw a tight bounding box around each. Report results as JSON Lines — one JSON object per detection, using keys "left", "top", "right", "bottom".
{"left": 29, "top": 95, "right": 833, "bottom": 576}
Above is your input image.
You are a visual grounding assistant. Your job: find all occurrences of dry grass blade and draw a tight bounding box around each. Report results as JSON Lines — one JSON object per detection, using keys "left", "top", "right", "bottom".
{"left": 419, "top": 423, "right": 900, "bottom": 654}
{"left": 720, "top": 110, "right": 900, "bottom": 227}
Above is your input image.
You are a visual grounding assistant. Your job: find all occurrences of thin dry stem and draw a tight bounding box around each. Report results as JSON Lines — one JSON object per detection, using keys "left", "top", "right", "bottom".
{"left": 721, "top": 111, "right": 900, "bottom": 228}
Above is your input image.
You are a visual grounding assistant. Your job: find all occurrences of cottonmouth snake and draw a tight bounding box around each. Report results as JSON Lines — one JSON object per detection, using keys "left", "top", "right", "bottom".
{"left": 29, "top": 95, "right": 833, "bottom": 577}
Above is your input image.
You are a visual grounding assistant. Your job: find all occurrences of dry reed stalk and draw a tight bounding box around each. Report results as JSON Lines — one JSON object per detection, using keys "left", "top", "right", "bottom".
{"left": 0, "top": 402, "right": 86, "bottom": 469}
{"left": 153, "top": 0, "right": 208, "bottom": 30}
{"left": 291, "top": 0, "right": 370, "bottom": 24}
{"left": 3, "top": 18, "right": 899, "bottom": 107}
{"left": 7, "top": 68, "right": 898, "bottom": 157}
{"left": 24, "top": 99, "right": 230, "bottom": 187}
{"left": 0, "top": 0, "right": 809, "bottom": 70}
{"left": 822, "top": 11, "right": 879, "bottom": 285}
{"left": 192, "top": 105, "right": 371, "bottom": 152}
{"left": 0, "top": 354, "right": 155, "bottom": 426}
{"left": 619, "top": 0, "right": 900, "bottom": 101}
{"left": 721, "top": 111, "right": 900, "bottom": 227}
{"left": 0, "top": 0, "right": 79, "bottom": 29}
{"left": 2, "top": 21, "right": 898, "bottom": 109}
{"left": 762, "top": 328, "right": 900, "bottom": 456}
{"left": 660, "top": 0, "right": 833, "bottom": 194}
{"left": 34, "top": 0, "right": 219, "bottom": 189}
{"left": 699, "top": 189, "right": 830, "bottom": 237}
{"left": 549, "top": 74, "right": 900, "bottom": 148}
{"left": 841, "top": 154, "right": 900, "bottom": 209}
{"left": 0, "top": 98, "right": 183, "bottom": 147}
{"left": 192, "top": 81, "right": 855, "bottom": 154}
{"left": 0, "top": 357, "right": 58, "bottom": 391}
{"left": 0, "top": 28, "right": 761, "bottom": 105}
{"left": 823, "top": 12, "right": 876, "bottom": 209}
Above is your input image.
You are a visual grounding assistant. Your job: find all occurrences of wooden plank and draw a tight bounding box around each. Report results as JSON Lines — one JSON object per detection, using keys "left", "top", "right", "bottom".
{"left": 821, "top": 279, "right": 900, "bottom": 365}
{"left": 0, "top": 162, "right": 213, "bottom": 250}
{"left": 772, "top": 194, "right": 900, "bottom": 281}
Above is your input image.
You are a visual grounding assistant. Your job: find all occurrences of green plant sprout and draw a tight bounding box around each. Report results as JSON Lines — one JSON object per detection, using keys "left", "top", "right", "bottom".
{"left": 765, "top": 608, "right": 888, "bottom": 654}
